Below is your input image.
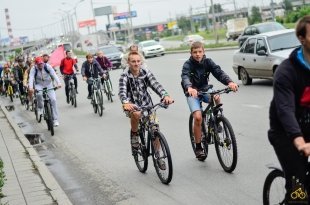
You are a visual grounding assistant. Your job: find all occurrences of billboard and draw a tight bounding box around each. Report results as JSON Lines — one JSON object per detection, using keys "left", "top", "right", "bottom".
{"left": 94, "top": 6, "right": 112, "bottom": 16}
{"left": 78, "top": 19, "right": 96, "bottom": 28}
{"left": 113, "top": 11, "right": 137, "bottom": 20}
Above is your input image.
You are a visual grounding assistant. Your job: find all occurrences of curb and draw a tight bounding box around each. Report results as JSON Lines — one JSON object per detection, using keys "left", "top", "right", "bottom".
{"left": 0, "top": 105, "right": 73, "bottom": 205}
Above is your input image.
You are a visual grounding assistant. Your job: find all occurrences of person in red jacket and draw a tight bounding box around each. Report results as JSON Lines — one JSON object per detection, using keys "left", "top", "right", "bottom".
{"left": 60, "top": 50, "right": 79, "bottom": 103}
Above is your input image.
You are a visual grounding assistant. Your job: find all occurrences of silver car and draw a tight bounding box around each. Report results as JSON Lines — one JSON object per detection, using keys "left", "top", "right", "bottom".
{"left": 232, "top": 29, "right": 300, "bottom": 85}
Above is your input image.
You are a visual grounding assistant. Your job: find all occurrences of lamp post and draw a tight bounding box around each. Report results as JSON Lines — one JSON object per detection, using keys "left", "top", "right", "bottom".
{"left": 127, "top": 0, "right": 134, "bottom": 43}
{"left": 62, "top": 0, "right": 85, "bottom": 34}
{"left": 210, "top": 0, "right": 218, "bottom": 44}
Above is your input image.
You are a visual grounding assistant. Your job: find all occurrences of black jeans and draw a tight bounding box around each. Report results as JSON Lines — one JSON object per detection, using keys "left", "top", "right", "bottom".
{"left": 269, "top": 131, "right": 310, "bottom": 204}
{"left": 64, "top": 74, "right": 77, "bottom": 98}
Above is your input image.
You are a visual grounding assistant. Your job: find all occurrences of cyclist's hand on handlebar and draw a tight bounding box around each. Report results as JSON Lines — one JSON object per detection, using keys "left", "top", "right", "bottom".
{"left": 187, "top": 87, "right": 198, "bottom": 98}
{"left": 122, "top": 103, "right": 136, "bottom": 111}
{"left": 228, "top": 82, "right": 238, "bottom": 92}
{"left": 294, "top": 136, "right": 310, "bottom": 156}
{"left": 162, "top": 96, "right": 174, "bottom": 105}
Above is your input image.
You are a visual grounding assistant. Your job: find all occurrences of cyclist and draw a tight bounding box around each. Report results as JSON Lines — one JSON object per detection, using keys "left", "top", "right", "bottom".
{"left": 1, "top": 63, "right": 17, "bottom": 96}
{"left": 96, "top": 50, "right": 115, "bottom": 96}
{"left": 81, "top": 53, "right": 105, "bottom": 99}
{"left": 13, "top": 57, "right": 28, "bottom": 97}
{"left": 181, "top": 41, "right": 238, "bottom": 160}
{"left": 121, "top": 44, "right": 146, "bottom": 69}
{"left": 28, "top": 57, "right": 62, "bottom": 127}
{"left": 119, "top": 51, "right": 173, "bottom": 168}
{"left": 42, "top": 54, "right": 49, "bottom": 64}
{"left": 60, "top": 50, "right": 79, "bottom": 103}
{"left": 268, "top": 15, "right": 310, "bottom": 204}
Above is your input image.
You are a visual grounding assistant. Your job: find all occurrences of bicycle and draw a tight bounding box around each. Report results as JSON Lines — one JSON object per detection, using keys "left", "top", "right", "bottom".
{"left": 188, "top": 86, "right": 238, "bottom": 173}
{"left": 130, "top": 102, "right": 173, "bottom": 184}
{"left": 89, "top": 77, "right": 104, "bottom": 117}
{"left": 64, "top": 74, "right": 77, "bottom": 108}
{"left": 263, "top": 161, "right": 310, "bottom": 205}
{"left": 101, "top": 72, "right": 113, "bottom": 102}
{"left": 5, "top": 81, "right": 14, "bottom": 102}
{"left": 35, "top": 87, "right": 57, "bottom": 136}
{"left": 23, "top": 86, "right": 30, "bottom": 110}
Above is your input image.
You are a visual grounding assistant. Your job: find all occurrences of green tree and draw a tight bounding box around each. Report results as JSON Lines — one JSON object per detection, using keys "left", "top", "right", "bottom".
{"left": 209, "top": 4, "right": 223, "bottom": 13}
{"left": 177, "top": 16, "right": 191, "bottom": 34}
{"left": 282, "top": 0, "right": 293, "bottom": 11}
{"left": 249, "top": 6, "right": 262, "bottom": 24}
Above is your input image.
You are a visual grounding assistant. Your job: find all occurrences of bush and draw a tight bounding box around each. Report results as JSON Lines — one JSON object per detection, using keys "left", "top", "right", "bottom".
{"left": 0, "top": 158, "right": 5, "bottom": 198}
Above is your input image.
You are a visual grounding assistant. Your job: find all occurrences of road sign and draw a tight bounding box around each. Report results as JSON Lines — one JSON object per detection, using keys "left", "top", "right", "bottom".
{"left": 113, "top": 11, "right": 137, "bottom": 20}
{"left": 78, "top": 19, "right": 96, "bottom": 28}
{"left": 94, "top": 6, "right": 112, "bottom": 16}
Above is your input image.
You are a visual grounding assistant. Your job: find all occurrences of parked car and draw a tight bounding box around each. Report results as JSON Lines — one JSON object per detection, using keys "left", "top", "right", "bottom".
{"left": 138, "top": 40, "right": 165, "bottom": 58}
{"left": 183, "top": 34, "right": 205, "bottom": 46}
{"left": 233, "top": 29, "right": 300, "bottom": 85}
{"left": 237, "top": 22, "right": 286, "bottom": 47}
{"left": 97, "top": 45, "right": 123, "bottom": 69}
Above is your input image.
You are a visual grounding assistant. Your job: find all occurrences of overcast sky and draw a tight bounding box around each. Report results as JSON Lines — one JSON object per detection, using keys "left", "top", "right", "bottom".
{"left": 0, "top": 0, "right": 280, "bottom": 40}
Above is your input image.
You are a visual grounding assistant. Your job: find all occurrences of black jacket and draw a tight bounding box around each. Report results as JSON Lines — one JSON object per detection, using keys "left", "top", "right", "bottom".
{"left": 268, "top": 47, "right": 310, "bottom": 143}
{"left": 181, "top": 55, "right": 232, "bottom": 92}
{"left": 81, "top": 60, "right": 104, "bottom": 78}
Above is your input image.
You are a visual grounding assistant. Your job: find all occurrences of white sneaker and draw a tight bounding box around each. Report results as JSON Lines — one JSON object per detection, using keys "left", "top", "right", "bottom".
{"left": 53, "top": 120, "right": 59, "bottom": 127}
{"left": 38, "top": 108, "right": 43, "bottom": 116}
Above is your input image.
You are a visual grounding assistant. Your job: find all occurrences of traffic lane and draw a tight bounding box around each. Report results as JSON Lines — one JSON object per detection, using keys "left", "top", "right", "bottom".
{"left": 74, "top": 52, "right": 275, "bottom": 204}
{"left": 5, "top": 51, "right": 277, "bottom": 205}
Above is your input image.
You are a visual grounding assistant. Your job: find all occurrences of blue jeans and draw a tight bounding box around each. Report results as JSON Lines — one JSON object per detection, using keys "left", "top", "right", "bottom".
{"left": 186, "top": 93, "right": 210, "bottom": 113}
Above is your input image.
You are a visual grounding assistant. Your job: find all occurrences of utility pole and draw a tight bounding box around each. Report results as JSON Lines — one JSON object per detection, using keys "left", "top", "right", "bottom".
{"left": 127, "top": 0, "right": 134, "bottom": 43}
{"left": 233, "top": 0, "right": 237, "bottom": 17}
{"left": 204, "top": 0, "right": 210, "bottom": 31}
{"left": 210, "top": 0, "right": 218, "bottom": 44}
{"left": 270, "top": 0, "right": 275, "bottom": 21}
{"left": 189, "top": 6, "right": 195, "bottom": 33}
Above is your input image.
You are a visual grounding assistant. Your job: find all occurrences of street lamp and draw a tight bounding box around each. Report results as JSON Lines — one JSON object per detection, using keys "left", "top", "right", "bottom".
{"left": 62, "top": 0, "right": 85, "bottom": 33}
{"left": 127, "top": 0, "right": 134, "bottom": 43}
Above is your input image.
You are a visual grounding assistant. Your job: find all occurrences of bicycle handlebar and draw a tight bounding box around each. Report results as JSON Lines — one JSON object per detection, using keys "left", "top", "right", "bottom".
{"left": 198, "top": 87, "right": 233, "bottom": 96}
{"left": 35, "top": 87, "right": 57, "bottom": 93}
{"left": 136, "top": 101, "right": 174, "bottom": 112}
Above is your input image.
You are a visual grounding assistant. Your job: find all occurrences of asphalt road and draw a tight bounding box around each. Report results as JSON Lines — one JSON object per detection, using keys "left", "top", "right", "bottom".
{"left": 4, "top": 50, "right": 278, "bottom": 205}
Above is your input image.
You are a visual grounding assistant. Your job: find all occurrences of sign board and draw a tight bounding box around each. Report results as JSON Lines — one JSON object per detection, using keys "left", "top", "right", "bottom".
{"left": 113, "top": 11, "right": 137, "bottom": 20}
{"left": 167, "top": 21, "right": 177, "bottom": 29}
{"left": 78, "top": 19, "right": 96, "bottom": 28}
{"left": 94, "top": 6, "right": 112, "bottom": 16}
{"left": 157, "top": 24, "right": 164, "bottom": 32}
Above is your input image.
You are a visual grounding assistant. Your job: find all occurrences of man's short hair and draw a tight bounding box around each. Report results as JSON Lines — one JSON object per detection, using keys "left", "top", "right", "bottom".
{"left": 42, "top": 53, "right": 49, "bottom": 57}
{"left": 190, "top": 41, "right": 205, "bottom": 52}
{"left": 296, "top": 15, "right": 310, "bottom": 39}
{"left": 66, "top": 50, "right": 71, "bottom": 55}
{"left": 127, "top": 51, "right": 139, "bottom": 61}
{"left": 86, "top": 53, "right": 93, "bottom": 59}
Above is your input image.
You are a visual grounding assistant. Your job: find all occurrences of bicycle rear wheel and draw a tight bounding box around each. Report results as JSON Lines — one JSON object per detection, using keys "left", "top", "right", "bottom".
{"left": 151, "top": 130, "right": 173, "bottom": 184}
{"left": 189, "top": 114, "right": 208, "bottom": 161}
{"left": 45, "top": 103, "right": 54, "bottom": 136}
{"left": 70, "top": 88, "right": 77, "bottom": 108}
{"left": 97, "top": 90, "right": 103, "bottom": 117}
{"left": 214, "top": 116, "right": 237, "bottom": 173}
{"left": 133, "top": 128, "right": 148, "bottom": 173}
{"left": 263, "top": 169, "right": 285, "bottom": 205}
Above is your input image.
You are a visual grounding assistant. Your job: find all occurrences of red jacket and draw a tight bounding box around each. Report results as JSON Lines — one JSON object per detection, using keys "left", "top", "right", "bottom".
{"left": 60, "top": 57, "right": 76, "bottom": 75}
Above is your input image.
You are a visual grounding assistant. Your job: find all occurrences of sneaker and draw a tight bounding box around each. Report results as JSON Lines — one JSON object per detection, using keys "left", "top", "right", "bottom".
{"left": 131, "top": 133, "right": 140, "bottom": 150}
{"left": 87, "top": 95, "right": 92, "bottom": 99}
{"left": 37, "top": 108, "right": 43, "bottom": 116}
{"left": 53, "top": 120, "right": 59, "bottom": 127}
{"left": 195, "top": 148, "right": 206, "bottom": 160}
{"left": 66, "top": 96, "right": 70, "bottom": 104}
{"left": 155, "top": 152, "right": 166, "bottom": 170}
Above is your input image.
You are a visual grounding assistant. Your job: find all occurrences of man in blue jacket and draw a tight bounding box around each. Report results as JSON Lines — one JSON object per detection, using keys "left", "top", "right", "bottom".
{"left": 181, "top": 41, "right": 238, "bottom": 160}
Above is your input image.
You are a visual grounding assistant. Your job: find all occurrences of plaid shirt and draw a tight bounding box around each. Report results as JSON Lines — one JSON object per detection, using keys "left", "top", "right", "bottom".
{"left": 119, "top": 67, "right": 168, "bottom": 107}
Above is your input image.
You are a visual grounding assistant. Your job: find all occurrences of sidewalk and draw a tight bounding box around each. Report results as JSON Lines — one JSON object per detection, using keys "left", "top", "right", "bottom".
{"left": 0, "top": 105, "right": 72, "bottom": 205}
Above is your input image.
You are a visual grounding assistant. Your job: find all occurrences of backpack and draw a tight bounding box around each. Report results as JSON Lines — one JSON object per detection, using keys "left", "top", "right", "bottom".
{"left": 34, "top": 64, "right": 53, "bottom": 84}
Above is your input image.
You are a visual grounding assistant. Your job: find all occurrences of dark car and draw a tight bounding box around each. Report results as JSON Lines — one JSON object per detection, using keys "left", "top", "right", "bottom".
{"left": 97, "top": 45, "right": 123, "bottom": 69}
{"left": 237, "top": 22, "right": 286, "bottom": 47}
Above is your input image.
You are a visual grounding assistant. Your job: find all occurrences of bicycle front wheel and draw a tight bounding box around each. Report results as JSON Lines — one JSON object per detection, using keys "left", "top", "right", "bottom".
{"left": 189, "top": 114, "right": 208, "bottom": 161}
{"left": 133, "top": 128, "right": 148, "bottom": 173}
{"left": 106, "top": 81, "right": 113, "bottom": 102}
{"left": 92, "top": 92, "right": 98, "bottom": 114}
{"left": 97, "top": 90, "right": 104, "bottom": 117}
{"left": 70, "top": 88, "right": 77, "bottom": 108}
{"left": 45, "top": 103, "right": 54, "bottom": 136}
{"left": 151, "top": 130, "right": 173, "bottom": 184}
{"left": 214, "top": 116, "right": 237, "bottom": 173}
{"left": 263, "top": 169, "right": 285, "bottom": 205}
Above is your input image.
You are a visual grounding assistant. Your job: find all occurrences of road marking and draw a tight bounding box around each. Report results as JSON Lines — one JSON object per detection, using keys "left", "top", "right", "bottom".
{"left": 242, "top": 104, "right": 265, "bottom": 109}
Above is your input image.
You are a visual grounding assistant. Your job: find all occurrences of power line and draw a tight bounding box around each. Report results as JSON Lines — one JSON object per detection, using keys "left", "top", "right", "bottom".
{"left": 0, "top": 19, "right": 63, "bottom": 31}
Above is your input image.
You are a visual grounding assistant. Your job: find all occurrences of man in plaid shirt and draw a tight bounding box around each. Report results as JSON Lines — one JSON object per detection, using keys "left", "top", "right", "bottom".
{"left": 119, "top": 51, "right": 174, "bottom": 151}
